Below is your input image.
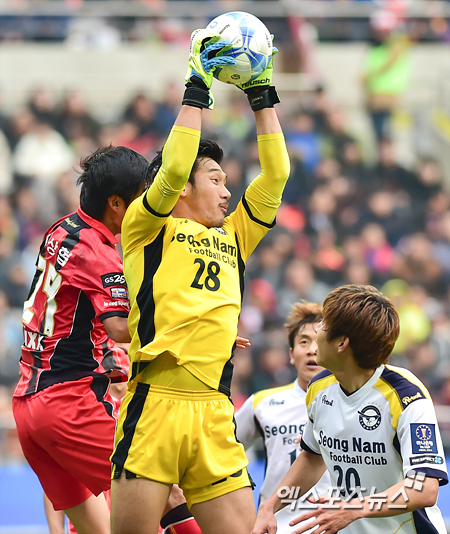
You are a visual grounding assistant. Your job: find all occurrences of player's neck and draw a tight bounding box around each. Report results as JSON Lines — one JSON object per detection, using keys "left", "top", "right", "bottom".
{"left": 332, "top": 358, "right": 376, "bottom": 394}
{"left": 172, "top": 203, "right": 198, "bottom": 224}
{"left": 101, "top": 214, "right": 120, "bottom": 236}
{"left": 297, "top": 375, "right": 309, "bottom": 392}
{"left": 172, "top": 204, "right": 214, "bottom": 228}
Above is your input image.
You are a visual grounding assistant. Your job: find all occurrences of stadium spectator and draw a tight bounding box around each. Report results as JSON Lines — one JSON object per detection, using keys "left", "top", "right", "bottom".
{"left": 0, "top": 194, "right": 18, "bottom": 259}
{"left": 381, "top": 278, "right": 432, "bottom": 358}
{"left": 305, "top": 185, "right": 338, "bottom": 237}
{"left": 4, "top": 108, "right": 36, "bottom": 151}
{"left": 249, "top": 343, "right": 293, "bottom": 393}
{"left": 0, "top": 128, "right": 12, "bottom": 194}
{"left": 154, "top": 81, "right": 183, "bottom": 137}
{"left": 0, "top": 289, "right": 22, "bottom": 387}
{"left": 285, "top": 109, "right": 321, "bottom": 175}
{"left": 219, "top": 155, "right": 246, "bottom": 211}
{"left": 56, "top": 90, "right": 102, "bottom": 145}
{"left": 239, "top": 278, "right": 279, "bottom": 337}
{"left": 277, "top": 258, "right": 331, "bottom": 319}
{"left": 12, "top": 119, "right": 75, "bottom": 189}
{"left": 27, "top": 86, "right": 59, "bottom": 131}
{"left": 0, "top": 254, "right": 29, "bottom": 308}
{"left": 121, "top": 91, "right": 162, "bottom": 139}
{"left": 360, "top": 222, "right": 394, "bottom": 284}
{"left": 362, "top": 10, "right": 412, "bottom": 143}
{"left": 247, "top": 231, "right": 293, "bottom": 293}
{"left": 362, "top": 189, "right": 415, "bottom": 247}
{"left": 320, "top": 105, "right": 355, "bottom": 165}
{"left": 391, "top": 232, "right": 445, "bottom": 295}
{"left": 341, "top": 259, "right": 372, "bottom": 286}
{"left": 410, "top": 158, "right": 444, "bottom": 228}
{"left": 370, "top": 137, "right": 415, "bottom": 195}
{"left": 308, "top": 85, "right": 333, "bottom": 136}
{"left": 340, "top": 140, "right": 372, "bottom": 186}
{"left": 11, "top": 184, "right": 49, "bottom": 250}
{"left": 312, "top": 229, "right": 346, "bottom": 286}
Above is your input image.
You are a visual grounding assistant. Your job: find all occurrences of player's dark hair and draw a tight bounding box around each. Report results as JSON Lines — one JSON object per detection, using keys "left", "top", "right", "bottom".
{"left": 285, "top": 301, "right": 323, "bottom": 349}
{"left": 322, "top": 284, "right": 400, "bottom": 369}
{"left": 77, "top": 145, "right": 151, "bottom": 220}
{"left": 148, "top": 138, "right": 223, "bottom": 187}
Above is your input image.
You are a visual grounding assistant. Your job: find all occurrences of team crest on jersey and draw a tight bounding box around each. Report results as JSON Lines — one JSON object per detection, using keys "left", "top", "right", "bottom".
{"left": 358, "top": 405, "right": 382, "bottom": 430}
{"left": 110, "top": 287, "right": 128, "bottom": 299}
{"left": 214, "top": 227, "right": 226, "bottom": 235}
{"left": 411, "top": 423, "right": 438, "bottom": 454}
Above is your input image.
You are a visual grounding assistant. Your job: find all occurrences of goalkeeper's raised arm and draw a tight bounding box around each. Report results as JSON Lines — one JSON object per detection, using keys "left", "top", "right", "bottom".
{"left": 233, "top": 45, "right": 291, "bottom": 235}
{"left": 121, "top": 28, "right": 234, "bottom": 251}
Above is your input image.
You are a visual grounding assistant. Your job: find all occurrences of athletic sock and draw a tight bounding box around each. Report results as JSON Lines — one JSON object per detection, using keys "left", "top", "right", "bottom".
{"left": 160, "top": 503, "right": 202, "bottom": 534}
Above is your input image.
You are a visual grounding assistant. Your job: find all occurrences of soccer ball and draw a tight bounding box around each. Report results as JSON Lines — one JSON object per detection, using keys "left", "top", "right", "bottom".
{"left": 206, "top": 11, "right": 273, "bottom": 85}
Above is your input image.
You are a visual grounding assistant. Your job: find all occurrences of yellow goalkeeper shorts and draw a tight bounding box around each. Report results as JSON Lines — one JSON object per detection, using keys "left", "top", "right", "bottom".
{"left": 111, "top": 381, "right": 252, "bottom": 507}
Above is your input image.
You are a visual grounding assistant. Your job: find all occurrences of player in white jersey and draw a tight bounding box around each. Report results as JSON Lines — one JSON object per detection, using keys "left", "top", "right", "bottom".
{"left": 235, "top": 302, "right": 331, "bottom": 533}
{"left": 252, "top": 284, "right": 448, "bottom": 534}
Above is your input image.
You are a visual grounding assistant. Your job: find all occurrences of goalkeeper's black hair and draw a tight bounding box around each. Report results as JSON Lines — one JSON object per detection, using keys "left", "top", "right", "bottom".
{"left": 148, "top": 138, "right": 224, "bottom": 187}
{"left": 77, "top": 145, "right": 152, "bottom": 220}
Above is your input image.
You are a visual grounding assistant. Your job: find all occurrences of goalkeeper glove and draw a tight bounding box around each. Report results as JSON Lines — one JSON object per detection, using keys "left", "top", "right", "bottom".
{"left": 183, "top": 29, "right": 236, "bottom": 110}
{"left": 236, "top": 43, "right": 280, "bottom": 111}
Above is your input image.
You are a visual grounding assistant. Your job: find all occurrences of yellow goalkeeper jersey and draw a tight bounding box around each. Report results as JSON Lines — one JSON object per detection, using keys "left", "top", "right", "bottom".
{"left": 122, "top": 125, "right": 290, "bottom": 395}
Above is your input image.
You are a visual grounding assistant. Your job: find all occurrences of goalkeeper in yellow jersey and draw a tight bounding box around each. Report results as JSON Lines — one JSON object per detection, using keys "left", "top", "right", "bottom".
{"left": 110, "top": 28, "right": 290, "bottom": 534}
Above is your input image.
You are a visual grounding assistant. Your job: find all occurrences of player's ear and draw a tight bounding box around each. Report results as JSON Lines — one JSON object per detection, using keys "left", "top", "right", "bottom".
{"left": 289, "top": 347, "right": 294, "bottom": 365}
{"left": 180, "top": 182, "right": 192, "bottom": 198}
{"left": 337, "top": 336, "right": 350, "bottom": 352}
{"left": 107, "top": 195, "right": 124, "bottom": 210}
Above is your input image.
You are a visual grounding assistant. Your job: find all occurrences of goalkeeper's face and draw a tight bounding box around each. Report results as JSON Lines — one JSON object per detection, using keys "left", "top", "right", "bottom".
{"left": 185, "top": 157, "right": 231, "bottom": 228}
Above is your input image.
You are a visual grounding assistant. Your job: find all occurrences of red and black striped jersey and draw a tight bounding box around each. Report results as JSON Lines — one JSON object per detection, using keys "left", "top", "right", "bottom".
{"left": 14, "top": 207, "right": 130, "bottom": 397}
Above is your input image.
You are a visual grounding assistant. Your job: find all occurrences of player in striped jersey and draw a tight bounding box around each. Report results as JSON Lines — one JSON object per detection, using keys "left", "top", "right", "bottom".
{"left": 12, "top": 146, "right": 150, "bottom": 534}
{"left": 253, "top": 284, "right": 448, "bottom": 534}
{"left": 235, "top": 302, "right": 331, "bottom": 533}
{"left": 12, "top": 146, "right": 203, "bottom": 534}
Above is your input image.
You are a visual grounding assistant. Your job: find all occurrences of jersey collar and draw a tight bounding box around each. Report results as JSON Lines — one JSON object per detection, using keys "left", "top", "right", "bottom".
{"left": 77, "top": 207, "right": 118, "bottom": 246}
{"left": 294, "top": 379, "right": 307, "bottom": 397}
{"left": 338, "top": 365, "right": 385, "bottom": 404}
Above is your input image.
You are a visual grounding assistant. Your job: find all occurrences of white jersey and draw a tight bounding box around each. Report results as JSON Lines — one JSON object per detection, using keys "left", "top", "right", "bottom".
{"left": 235, "top": 380, "right": 331, "bottom": 533}
{"left": 302, "top": 364, "right": 449, "bottom": 534}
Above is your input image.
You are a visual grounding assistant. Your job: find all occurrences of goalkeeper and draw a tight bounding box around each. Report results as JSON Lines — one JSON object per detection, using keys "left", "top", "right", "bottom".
{"left": 110, "top": 28, "right": 290, "bottom": 534}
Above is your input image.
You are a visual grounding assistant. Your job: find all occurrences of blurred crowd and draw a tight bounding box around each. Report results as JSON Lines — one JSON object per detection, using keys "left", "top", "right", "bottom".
{"left": 231, "top": 89, "right": 450, "bottom": 409}
{"left": 1, "top": 71, "right": 450, "bottom": 459}
{"left": 0, "top": 2, "right": 449, "bottom": 45}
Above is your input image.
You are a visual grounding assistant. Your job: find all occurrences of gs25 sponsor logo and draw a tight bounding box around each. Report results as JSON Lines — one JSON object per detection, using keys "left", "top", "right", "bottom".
{"left": 101, "top": 272, "right": 126, "bottom": 288}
